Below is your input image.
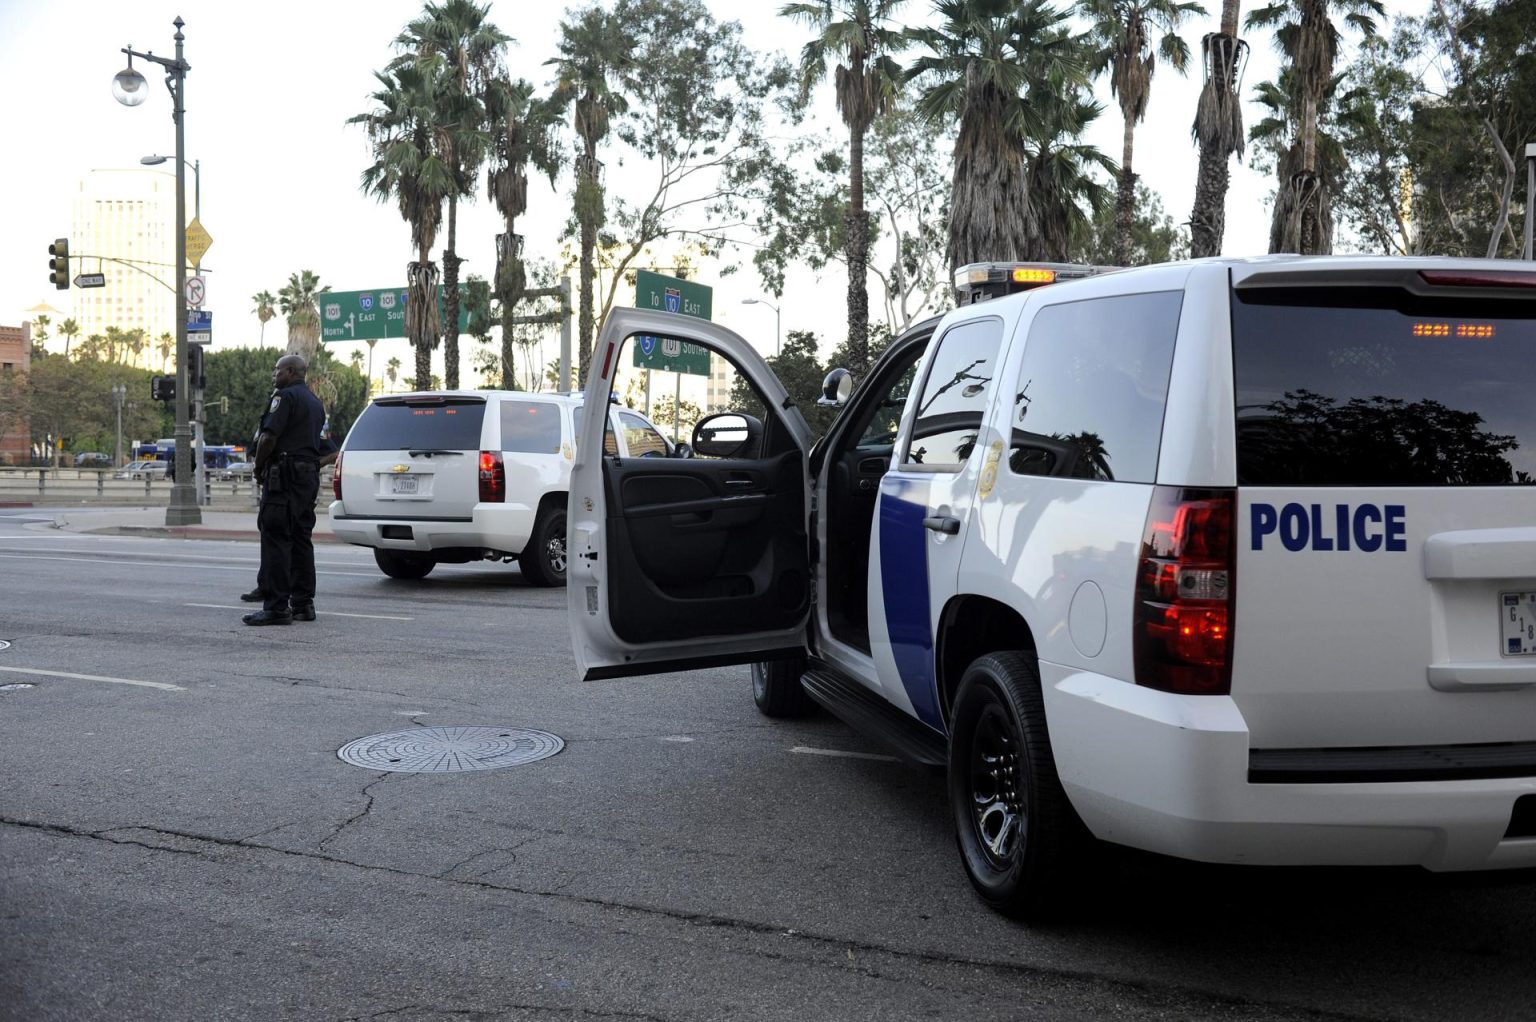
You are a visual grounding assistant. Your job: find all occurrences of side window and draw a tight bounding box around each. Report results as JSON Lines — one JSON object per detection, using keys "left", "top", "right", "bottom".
{"left": 903, "top": 318, "right": 1003, "bottom": 470}
{"left": 1009, "top": 291, "right": 1181, "bottom": 483}
{"left": 573, "top": 406, "right": 620, "bottom": 456}
{"left": 499, "top": 400, "right": 563, "bottom": 454}
{"left": 619, "top": 411, "right": 669, "bottom": 458}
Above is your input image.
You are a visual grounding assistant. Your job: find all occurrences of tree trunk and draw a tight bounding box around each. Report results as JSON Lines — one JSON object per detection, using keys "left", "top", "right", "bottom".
{"left": 442, "top": 194, "right": 461, "bottom": 391}
{"left": 1191, "top": 144, "right": 1231, "bottom": 258}
{"left": 1117, "top": 119, "right": 1137, "bottom": 266}
{"left": 406, "top": 257, "right": 441, "bottom": 391}
{"left": 846, "top": 121, "right": 870, "bottom": 380}
{"left": 1190, "top": 4, "right": 1243, "bottom": 258}
{"left": 1221, "top": 0, "right": 1238, "bottom": 36}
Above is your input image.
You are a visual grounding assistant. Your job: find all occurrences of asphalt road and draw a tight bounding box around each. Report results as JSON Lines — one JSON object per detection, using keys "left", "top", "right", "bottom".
{"left": 2, "top": 509, "right": 1534, "bottom": 1021}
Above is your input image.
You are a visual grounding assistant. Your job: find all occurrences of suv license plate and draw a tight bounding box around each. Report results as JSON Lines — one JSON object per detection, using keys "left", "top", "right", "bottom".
{"left": 390, "top": 476, "right": 419, "bottom": 495}
{"left": 1501, "top": 592, "right": 1536, "bottom": 656}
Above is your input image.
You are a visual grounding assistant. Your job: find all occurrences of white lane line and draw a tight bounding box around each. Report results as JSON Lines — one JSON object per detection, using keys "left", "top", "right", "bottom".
{"left": 184, "top": 603, "right": 413, "bottom": 621}
{"left": 0, "top": 553, "right": 377, "bottom": 577}
{"left": 0, "top": 665, "right": 184, "bottom": 692}
{"left": 790, "top": 745, "right": 899, "bottom": 763}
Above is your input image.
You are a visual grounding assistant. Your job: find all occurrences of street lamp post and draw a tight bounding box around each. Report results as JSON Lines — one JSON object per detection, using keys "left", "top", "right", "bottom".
{"left": 741, "top": 298, "right": 781, "bottom": 356}
{"left": 111, "top": 383, "right": 127, "bottom": 468}
{"left": 114, "top": 16, "right": 198, "bottom": 525}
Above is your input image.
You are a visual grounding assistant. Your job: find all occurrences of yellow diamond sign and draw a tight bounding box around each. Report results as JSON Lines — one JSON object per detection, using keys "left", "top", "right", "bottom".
{"left": 185, "top": 218, "right": 214, "bottom": 268}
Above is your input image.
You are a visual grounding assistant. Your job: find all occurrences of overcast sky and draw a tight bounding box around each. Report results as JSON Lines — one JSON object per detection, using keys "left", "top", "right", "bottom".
{"left": 0, "top": 0, "right": 1427, "bottom": 376}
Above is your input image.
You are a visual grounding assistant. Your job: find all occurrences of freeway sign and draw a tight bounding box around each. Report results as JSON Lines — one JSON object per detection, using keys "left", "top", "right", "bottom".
{"left": 73, "top": 273, "right": 105, "bottom": 288}
{"left": 633, "top": 270, "right": 712, "bottom": 377}
{"left": 320, "top": 285, "right": 472, "bottom": 343}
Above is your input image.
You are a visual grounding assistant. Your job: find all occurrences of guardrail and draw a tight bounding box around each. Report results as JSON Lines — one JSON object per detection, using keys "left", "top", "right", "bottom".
{"left": 0, "top": 467, "right": 330, "bottom": 508}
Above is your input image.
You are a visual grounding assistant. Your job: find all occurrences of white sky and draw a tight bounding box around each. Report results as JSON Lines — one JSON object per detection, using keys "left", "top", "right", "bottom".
{"left": 0, "top": 0, "right": 1428, "bottom": 378}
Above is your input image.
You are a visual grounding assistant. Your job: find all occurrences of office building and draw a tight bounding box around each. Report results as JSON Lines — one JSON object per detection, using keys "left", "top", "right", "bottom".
{"left": 69, "top": 168, "right": 177, "bottom": 364}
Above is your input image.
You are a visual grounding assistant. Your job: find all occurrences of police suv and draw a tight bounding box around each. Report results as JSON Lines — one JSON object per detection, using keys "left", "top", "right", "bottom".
{"left": 568, "top": 257, "right": 1536, "bottom": 918}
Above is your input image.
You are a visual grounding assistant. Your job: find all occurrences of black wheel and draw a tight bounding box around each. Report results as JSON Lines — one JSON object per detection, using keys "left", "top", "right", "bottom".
{"left": 751, "top": 656, "right": 814, "bottom": 717}
{"left": 948, "top": 652, "right": 1089, "bottom": 920}
{"left": 520, "top": 508, "right": 567, "bottom": 587}
{"left": 373, "top": 549, "right": 435, "bottom": 580}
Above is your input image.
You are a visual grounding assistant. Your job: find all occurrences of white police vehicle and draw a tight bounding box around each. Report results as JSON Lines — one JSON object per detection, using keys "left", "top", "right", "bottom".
{"left": 568, "top": 256, "right": 1536, "bottom": 918}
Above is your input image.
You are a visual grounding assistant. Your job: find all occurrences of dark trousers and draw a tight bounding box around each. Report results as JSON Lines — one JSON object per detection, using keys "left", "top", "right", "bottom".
{"left": 259, "top": 462, "right": 320, "bottom": 613}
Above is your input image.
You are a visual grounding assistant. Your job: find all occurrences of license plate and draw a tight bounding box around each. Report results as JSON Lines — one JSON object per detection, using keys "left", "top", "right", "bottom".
{"left": 1500, "top": 591, "right": 1536, "bottom": 656}
{"left": 389, "top": 475, "right": 420, "bottom": 495}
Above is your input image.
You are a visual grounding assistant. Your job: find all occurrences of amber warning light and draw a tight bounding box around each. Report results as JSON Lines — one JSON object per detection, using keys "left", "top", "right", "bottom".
{"left": 1011, "top": 267, "right": 1056, "bottom": 285}
{"left": 1412, "top": 322, "right": 1495, "bottom": 339}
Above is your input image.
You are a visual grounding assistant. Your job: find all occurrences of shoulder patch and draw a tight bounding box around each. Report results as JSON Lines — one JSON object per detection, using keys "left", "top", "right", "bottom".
{"left": 269, "top": 395, "right": 281, "bottom": 413}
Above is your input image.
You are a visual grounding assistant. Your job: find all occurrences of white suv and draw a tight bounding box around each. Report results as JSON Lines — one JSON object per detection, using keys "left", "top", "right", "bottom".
{"left": 331, "top": 390, "right": 675, "bottom": 585}
{"left": 568, "top": 257, "right": 1536, "bottom": 918}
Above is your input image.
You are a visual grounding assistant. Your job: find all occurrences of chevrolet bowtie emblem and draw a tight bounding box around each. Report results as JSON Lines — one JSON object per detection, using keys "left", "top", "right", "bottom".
{"left": 391, "top": 464, "right": 410, "bottom": 473}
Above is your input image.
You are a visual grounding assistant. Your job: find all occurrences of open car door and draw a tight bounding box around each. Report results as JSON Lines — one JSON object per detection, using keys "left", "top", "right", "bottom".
{"left": 569, "top": 308, "right": 814, "bottom": 680}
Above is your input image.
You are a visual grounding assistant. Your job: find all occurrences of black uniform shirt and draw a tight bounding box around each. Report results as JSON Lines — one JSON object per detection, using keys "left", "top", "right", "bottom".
{"left": 264, "top": 382, "right": 325, "bottom": 460}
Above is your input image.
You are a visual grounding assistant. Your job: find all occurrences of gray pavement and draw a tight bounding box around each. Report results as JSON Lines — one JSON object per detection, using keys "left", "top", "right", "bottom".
{"left": 39, "top": 505, "right": 337, "bottom": 544}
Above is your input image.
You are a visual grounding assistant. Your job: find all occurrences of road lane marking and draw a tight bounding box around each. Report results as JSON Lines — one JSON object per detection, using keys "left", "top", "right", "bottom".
{"left": 0, "top": 552, "right": 376, "bottom": 576}
{"left": 790, "top": 745, "right": 899, "bottom": 763}
{"left": 184, "top": 603, "right": 413, "bottom": 621}
{"left": 0, "top": 665, "right": 184, "bottom": 691}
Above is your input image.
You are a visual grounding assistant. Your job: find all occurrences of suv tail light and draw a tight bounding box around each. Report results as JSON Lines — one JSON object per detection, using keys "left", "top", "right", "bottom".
{"left": 332, "top": 452, "right": 343, "bottom": 502}
{"left": 1133, "top": 487, "right": 1235, "bottom": 695}
{"left": 478, "top": 450, "right": 505, "bottom": 503}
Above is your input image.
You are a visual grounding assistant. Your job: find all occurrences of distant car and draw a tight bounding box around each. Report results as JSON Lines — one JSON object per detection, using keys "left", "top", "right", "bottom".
{"left": 219, "top": 461, "right": 256, "bottom": 480}
{"left": 115, "top": 461, "right": 168, "bottom": 480}
{"left": 74, "top": 452, "right": 111, "bottom": 468}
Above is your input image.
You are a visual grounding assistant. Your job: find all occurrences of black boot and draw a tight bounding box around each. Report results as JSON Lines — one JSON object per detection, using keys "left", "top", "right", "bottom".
{"left": 240, "top": 587, "right": 267, "bottom": 603}
{"left": 242, "top": 609, "right": 293, "bottom": 626}
{"left": 289, "top": 601, "right": 316, "bottom": 622}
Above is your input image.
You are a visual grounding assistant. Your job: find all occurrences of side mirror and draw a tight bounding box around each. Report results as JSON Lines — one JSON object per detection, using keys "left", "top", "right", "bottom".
{"left": 818, "top": 368, "right": 853, "bottom": 407}
{"left": 692, "top": 412, "right": 763, "bottom": 458}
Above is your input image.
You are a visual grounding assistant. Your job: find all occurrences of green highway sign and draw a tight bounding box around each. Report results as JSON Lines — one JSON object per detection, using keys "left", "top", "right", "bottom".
{"left": 633, "top": 269, "right": 712, "bottom": 377}
{"left": 321, "top": 285, "right": 471, "bottom": 343}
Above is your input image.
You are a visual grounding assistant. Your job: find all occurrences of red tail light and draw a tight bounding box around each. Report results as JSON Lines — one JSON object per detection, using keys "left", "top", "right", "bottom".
{"left": 332, "top": 452, "right": 343, "bottom": 502}
{"left": 1419, "top": 270, "right": 1536, "bottom": 289}
{"left": 1133, "top": 487, "right": 1235, "bottom": 695}
{"left": 478, "top": 450, "right": 505, "bottom": 503}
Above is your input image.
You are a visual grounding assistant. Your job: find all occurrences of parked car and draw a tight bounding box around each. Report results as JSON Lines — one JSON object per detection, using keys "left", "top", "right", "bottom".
{"left": 569, "top": 256, "right": 1536, "bottom": 919}
{"left": 218, "top": 461, "right": 256, "bottom": 480}
{"left": 330, "top": 390, "right": 682, "bottom": 585}
{"left": 114, "top": 460, "right": 168, "bottom": 480}
{"left": 74, "top": 452, "right": 111, "bottom": 468}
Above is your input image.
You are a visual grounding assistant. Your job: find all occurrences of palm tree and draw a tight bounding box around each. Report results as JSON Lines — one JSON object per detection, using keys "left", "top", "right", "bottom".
{"left": 125, "top": 328, "right": 147, "bottom": 367}
{"left": 1026, "top": 96, "right": 1116, "bottom": 261}
{"left": 386, "top": 356, "right": 402, "bottom": 390}
{"left": 59, "top": 317, "right": 79, "bottom": 358}
{"left": 393, "top": 0, "right": 508, "bottom": 390}
{"left": 782, "top": 0, "right": 908, "bottom": 379}
{"left": 1247, "top": 68, "right": 1348, "bottom": 254}
{"left": 351, "top": 62, "right": 453, "bottom": 389}
{"left": 349, "top": 350, "right": 366, "bottom": 373}
{"left": 34, "top": 315, "right": 51, "bottom": 354}
{"left": 487, "top": 78, "right": 561, "bottom": 391}
{"left": 1080, "top": 0, "right": 1201, "bottom": 267}
{"left": 157, "top": 331, "right": 174, "bottom": 371}
{"left": 278, "top": 270, "right": 331, "bottom": 363}
{"left": 548, "top": 6, "right": 632, "bottom": 387}
{"left": 1245, "top": 0, "right": 1385, "bottom": 253}
{"left": 1190, "top": 0, "right": 1248, "bottom": 256}
{"left": 251, "top": 290, "right": 277, "bottom": 346}
{"left": 908, "top": 0, "right": 1088, "bottom": 277}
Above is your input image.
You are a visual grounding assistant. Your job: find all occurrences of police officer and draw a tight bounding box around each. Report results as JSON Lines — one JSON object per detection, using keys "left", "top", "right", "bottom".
{"left": 243, "top": 354, "right": 326, "bottom": 626}
{"left": 239, "top": 388, "right": 279, "bottom": 605}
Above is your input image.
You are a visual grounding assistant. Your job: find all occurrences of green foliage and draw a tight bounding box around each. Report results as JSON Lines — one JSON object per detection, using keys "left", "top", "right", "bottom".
{"left": 1070, "top": 181, "right": 1189, "bottom": 265}
{"left": 202, "top": 347, "right": 368, "bottom": 447}
{"left": 727, "top": 329, "right": 842, "bottom": 438}
{"left": 20, "top": 351, "right": 171, "bottom": 462}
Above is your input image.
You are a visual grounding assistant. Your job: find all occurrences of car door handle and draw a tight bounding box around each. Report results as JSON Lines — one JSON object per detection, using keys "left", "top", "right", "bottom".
{"left": 923, "top": 515, "right": 960, "bottom": 535}
{"left": 724, "top": 478, "right": 756, "bottom": 491}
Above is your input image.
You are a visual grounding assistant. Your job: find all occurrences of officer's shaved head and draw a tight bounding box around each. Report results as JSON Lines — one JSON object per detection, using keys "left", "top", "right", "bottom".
{"left": 275, "top": 353, "right": 308, "bottom": 378}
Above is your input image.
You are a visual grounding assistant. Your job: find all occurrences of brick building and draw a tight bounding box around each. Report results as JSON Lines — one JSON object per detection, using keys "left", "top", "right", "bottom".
{"left": 0, "top": 322, "right": 32, "bottom": 464}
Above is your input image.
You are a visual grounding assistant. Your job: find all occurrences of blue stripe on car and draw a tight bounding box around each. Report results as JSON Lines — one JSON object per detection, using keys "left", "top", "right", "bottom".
{"left": 878, "top": 483, "right": 942, "bottom": 729}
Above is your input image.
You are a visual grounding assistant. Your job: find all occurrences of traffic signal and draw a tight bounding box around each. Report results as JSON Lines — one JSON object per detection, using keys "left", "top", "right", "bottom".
{"left": 47, "top": 238, "right": 69, "bottom": 290}
{"left": 151, "top": 375, "right": 175, "bottom": 402}
{"left": 186, "top": 343, "right": 206, "bottom": 390}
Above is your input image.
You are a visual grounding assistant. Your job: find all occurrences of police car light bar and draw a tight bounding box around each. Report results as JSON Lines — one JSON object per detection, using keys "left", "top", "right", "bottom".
{"left": 953, "top": 261, "right": 1103, "bottom": 303}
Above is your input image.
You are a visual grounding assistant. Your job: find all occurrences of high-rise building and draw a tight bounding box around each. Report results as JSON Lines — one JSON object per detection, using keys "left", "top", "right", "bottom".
{"left": 69, "top": 168, "right": 177, "bottom": 365}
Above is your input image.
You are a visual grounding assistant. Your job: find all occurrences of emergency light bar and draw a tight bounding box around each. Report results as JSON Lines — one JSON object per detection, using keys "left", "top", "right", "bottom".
{"left": 953, "top": 261, "right": 1104, "bottom": 303}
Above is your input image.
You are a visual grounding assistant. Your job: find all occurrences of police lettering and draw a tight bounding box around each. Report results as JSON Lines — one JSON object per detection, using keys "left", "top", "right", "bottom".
{"left": 1250, "top": 503, "right": 1406, "bottom": 552}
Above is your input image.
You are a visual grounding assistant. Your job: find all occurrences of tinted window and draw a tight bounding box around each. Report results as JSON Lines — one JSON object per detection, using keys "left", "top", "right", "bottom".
{"left": 573, "top": 405, "right": 620, "bottom": 456}
{"left": 903, "top": 318, "right": 1002, "bottom": 469}
{"left": 344, "top": 399, "right": 485, "bottom": 451}
{"left": 1009, "top": 291, "right": 1180, "bottom": 483}
{"left": 1233, "top": 287, "right": 1536, "bottom": 485}
{"left": 499, "top": 400, "right": 563, "bottom": 454}
{"left": 619, "top": 412, "right": 668, "bottom": 457}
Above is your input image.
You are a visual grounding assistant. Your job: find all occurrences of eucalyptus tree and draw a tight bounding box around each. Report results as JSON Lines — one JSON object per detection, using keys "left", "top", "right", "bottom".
{"left": 251, "top": 290, "right": 276, "bottom": 347}
{"left": 781, "top": 0, "right": 908, "bottom": 378}
{"left": 1245, "top": 0, "right": 1385, "bottom": 253}
{"left": 1080, "top": 0, "right": 1201, "bottom": 266}
{"left": 907, "top": 0, "right": 1088, "bottom": 275}
{"left": 486, "top": 77, "right": 561, "bottom": 391}
{"left": 548, "top": 5, "right": 633, "bottom": 387}
{"left": 277, "top": 270, "right": 331, "bottom": 363}
{"left": 1190, "top": 0, "right": 1248, "bottom": 256}
{"left": 351, "top": 61, "right": 452, "bottom": 390}
{"left": 391, "top": 0, "right": 508, "bottom": 389}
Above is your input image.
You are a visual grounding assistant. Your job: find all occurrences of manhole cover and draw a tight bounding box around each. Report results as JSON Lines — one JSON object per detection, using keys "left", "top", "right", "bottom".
{"left": 0, "top": 640, "right": 11, "bottom": 651}
{"left": 0, "top": 683, "right": 34, "bottom": 692}
{"left": 337, "top": 726, "right": 564, "bottom": 773}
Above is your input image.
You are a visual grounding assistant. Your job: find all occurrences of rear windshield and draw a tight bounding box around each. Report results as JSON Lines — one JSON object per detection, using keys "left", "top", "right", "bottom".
{"left": 344, "top": 398, "right": 485, "bottom": 451}
{"left": 499, "top": 400, "right": 563, "bottom": 454}
{"left": 1233, "top": 287, "right": 1536, "bottom": 486}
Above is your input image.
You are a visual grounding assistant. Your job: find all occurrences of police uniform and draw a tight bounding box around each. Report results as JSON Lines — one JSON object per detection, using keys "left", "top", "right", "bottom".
{"left": 241, "top": 392, "right": 279, "bottom": 603}
{"left": 255, "top": 381, "right": 325, "bottom": 619}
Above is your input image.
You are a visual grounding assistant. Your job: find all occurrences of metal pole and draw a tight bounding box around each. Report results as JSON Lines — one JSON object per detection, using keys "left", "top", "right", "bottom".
{"left": 672, "top": 374, "right": 681, "bottom": 443}
{"left": 775, "top": 305, "right": 781, "bottom": 357}
{"left": 558, "top": 276, "right": 572, "bottom": 392}
{"left": 166, "top": 17, "right": 198, "bottom": 525}
{"left": 113, "top": 384, "right": 125, "bottom": 468}
{"left": 1525, "top": 143, "right": 1535, "bottom": 261}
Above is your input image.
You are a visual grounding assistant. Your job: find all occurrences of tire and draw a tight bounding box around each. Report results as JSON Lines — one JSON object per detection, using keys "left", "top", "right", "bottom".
{"left": 948, "top": 652, "right": 1090, "bottom": 920}
{"left": 519, "top": 508, "right": 567, "bottom": 587}
{"left": 751, "top": 656, "right": 814, "bottom": 718}
{"left": 373, "top": 549, "right": 435, "bottom": 580}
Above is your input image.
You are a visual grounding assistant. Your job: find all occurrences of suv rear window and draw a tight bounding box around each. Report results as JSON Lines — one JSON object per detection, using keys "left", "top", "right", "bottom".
{"left": 499, "top": 400, "right": 563, "bottom": 454}
{"left": 1233, "top": 288, "right": 1536, "bottom": 486}
{"left": 344, "top": 398, "right": 485, "bottom": 451}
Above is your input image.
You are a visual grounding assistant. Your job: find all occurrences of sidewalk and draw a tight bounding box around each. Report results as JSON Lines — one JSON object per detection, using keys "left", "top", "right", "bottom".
{"left": 40, "top": 506, "right": 339, "bottom": 544}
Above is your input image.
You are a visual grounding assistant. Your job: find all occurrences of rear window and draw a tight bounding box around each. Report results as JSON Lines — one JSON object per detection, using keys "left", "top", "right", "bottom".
{"left": 344, "top": 398, "right": 485, "bottom": 451}
{"left": 1233, "top": 288, "right": 1536, "bottom": 486}
{"left": 499, "top": 400, "right": 563, "bottom": 454}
